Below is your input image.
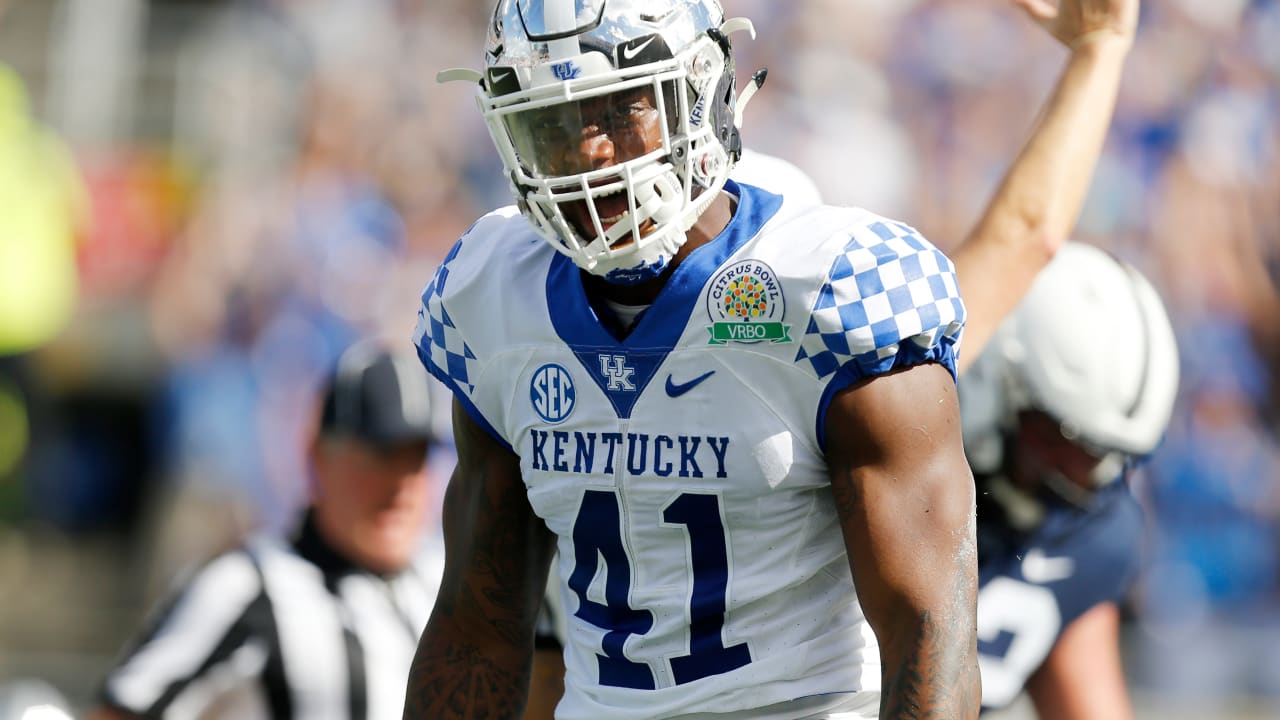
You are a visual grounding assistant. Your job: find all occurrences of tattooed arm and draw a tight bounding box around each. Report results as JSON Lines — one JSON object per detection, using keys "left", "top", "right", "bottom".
{"left": 825, "top": 362, "right": 980, "bottom": 720}
{"left": 403, "top": 400, "right": 557, "bottom": 719}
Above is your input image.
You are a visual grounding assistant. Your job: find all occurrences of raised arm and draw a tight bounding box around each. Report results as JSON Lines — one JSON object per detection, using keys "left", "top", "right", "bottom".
{"left": 403, "top": 400, "right": 557, "bottom": 719}
{"left": 825, "top": 362, "right": 980, "bottom": 719}
{"left": 952, "top": 0, "right": 1139, "bottom": 367}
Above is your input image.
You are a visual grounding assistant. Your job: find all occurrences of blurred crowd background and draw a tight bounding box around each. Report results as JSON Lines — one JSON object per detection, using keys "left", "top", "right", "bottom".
{"left": 0, "top": 0, "right": 1277, "bottom": 717}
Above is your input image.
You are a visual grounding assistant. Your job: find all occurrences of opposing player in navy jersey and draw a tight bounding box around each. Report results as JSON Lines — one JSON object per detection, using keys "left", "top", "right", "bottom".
{"left": 409, "top": 1, "right": 978, "bottom": 718}
{"left": 961, "top": 243, "right": 1178, "bottom": 718}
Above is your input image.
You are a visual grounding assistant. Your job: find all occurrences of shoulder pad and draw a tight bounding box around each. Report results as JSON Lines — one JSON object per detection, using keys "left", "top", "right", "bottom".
{"left": 795, "top": 215, "right": 966, "bottom": 385}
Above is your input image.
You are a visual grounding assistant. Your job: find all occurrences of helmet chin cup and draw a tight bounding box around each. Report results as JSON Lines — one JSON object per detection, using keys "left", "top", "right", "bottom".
{"left": 592, "top": 232, "right": 684, "bottom": 285}
{"left": 579, "top": 170, "right": 686, "bottom": 284}
{"left": 646, "top": 172, "right": 683, "bottom": 225}
{"left": 598, "top": 171, "right": 680, "bottom": 249}
{"left": 1040, "top": 467, "right": 1096, "bottom": 510}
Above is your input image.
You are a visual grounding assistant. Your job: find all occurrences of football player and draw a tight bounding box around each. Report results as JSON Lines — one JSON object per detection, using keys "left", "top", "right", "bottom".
{"left": 962, "top": 242, "right": 1178, "bottom": 718}
{"left": 411, "top": 0, "right": 977, "bottom": 718}
{"left": 409, "top": 0, "right": 1137, "bottom": 717}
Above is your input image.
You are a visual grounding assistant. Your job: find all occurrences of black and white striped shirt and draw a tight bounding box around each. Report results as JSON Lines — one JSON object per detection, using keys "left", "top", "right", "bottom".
{"left": 99, "top": 512, "right": 442, "bottom": 719}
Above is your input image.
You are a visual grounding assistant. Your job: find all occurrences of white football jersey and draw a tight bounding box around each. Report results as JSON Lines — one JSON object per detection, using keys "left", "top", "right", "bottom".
{"left": 413, "top": 181, "right": 965, "bottom": 720}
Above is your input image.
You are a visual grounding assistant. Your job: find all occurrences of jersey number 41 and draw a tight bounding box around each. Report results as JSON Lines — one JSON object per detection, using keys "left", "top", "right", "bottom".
{"left": 569, "top": 489, "right": 752, "bottom": 689}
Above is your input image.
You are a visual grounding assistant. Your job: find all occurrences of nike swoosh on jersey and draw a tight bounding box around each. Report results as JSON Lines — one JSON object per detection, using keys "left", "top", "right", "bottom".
{"left": 622, "top": 36, "right": 658, "bottom": 60}
{"left": 665, "top": 370, "right": 715, "bottom": 398}
{"left": 1020, "top": 548, "right": 1075, "bottom": 584}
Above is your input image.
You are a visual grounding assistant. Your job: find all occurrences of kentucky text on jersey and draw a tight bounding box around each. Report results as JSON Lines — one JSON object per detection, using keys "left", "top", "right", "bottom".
{"left": 529, "top": 429, "right": 730, "bottom": 478}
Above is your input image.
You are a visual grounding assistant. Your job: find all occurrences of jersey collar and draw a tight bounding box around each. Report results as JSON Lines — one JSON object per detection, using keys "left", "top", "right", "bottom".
{"left": 545, "top": 180, "right": 783, "bottom": 418}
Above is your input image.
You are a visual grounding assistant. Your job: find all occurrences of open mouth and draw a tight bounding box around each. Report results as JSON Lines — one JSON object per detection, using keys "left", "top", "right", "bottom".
{"left": 566, "top": 187, "right": 654, "bottom": 244}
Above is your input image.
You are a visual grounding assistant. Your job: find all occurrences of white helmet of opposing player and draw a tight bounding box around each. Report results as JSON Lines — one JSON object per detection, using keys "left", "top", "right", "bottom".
{"left": 441, "top": 0, "right": 761, "bottom": 284}
{"left": 961, "top": 242, "right": 1180, "bottom": 487}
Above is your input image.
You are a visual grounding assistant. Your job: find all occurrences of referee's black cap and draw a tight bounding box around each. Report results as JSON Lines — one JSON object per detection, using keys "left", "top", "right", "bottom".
{"left": 319, "top": 341, "right": 435, "bottom": 447}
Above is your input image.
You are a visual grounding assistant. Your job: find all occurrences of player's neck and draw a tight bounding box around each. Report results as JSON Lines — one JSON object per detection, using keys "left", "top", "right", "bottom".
{"left": 583, "top": 191, "right": 736, "bottom": 307}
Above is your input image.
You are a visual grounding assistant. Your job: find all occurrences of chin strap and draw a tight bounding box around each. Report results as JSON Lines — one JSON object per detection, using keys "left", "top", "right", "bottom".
{"left": 591, "top": 153, "right": 726, "bottom": 283}
{"left": 1091, "top": 452, "right": 1127, "bottom": 486}
{"left": 1039, "top": 467, "right": 1098, "bottom": 510}
{"left": 734, "top": 68, "right": 767, "bottom": 131}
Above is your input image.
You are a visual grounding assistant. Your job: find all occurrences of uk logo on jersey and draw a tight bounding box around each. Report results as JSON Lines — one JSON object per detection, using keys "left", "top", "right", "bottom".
{"left": 531, "top": 363, "right": 576, "bottom": 424}
{"left": 598, "top": 354, "right": 636, "bottom": 391}
{"left": 706, "top": 260, "right": 792, "bottom": 344}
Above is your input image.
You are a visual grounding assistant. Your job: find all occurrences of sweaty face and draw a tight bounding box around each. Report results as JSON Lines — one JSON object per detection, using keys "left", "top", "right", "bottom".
{"left": 312, "top": 438, "right": 431, "bottom": 575}
{"left": 506, "top": 86, "right": 668, "bottom": 239}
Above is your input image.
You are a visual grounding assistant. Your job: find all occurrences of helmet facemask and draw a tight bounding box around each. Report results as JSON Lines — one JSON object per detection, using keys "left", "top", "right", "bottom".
{"left": 475, "top": 0, "right": 747, "bottom": 284}
{"left": 982, "top": 410, "right": 1128, "bottom": 533}
{"left": 1013, "top": 410, "right": 1128, "bottom": 503}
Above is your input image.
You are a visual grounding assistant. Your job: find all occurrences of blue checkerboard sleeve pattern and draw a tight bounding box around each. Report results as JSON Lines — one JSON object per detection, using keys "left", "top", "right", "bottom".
{"left": 412, "top": 240, "right": 480, "bottom": 396}
{"left": 795, "top": 220, "right": 965, "bottom": 384}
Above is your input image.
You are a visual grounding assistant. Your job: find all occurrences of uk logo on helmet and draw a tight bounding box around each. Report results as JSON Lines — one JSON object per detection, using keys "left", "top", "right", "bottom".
{"left": 552, "top": 61, "right": 581, "bottom": 80}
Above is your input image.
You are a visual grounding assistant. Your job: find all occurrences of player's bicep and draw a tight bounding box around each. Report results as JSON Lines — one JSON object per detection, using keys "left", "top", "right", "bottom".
{"left": 435, "top": 398, "right": 554, "bottom": 645}
{"left": 823, "top": 361, "right": 976, "bottom": 650}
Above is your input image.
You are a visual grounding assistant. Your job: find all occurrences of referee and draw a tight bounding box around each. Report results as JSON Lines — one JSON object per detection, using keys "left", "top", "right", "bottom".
{"left": 91, "top": 343, "right": 443, "bottom": 720}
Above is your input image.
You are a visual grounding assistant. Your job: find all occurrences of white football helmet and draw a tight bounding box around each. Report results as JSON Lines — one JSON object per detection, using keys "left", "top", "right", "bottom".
{"left": 441, "top": 0, "right": 762, "bottom": 284}
{"left": 961, "top": 242, "right": 1180, "bottom": 491}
